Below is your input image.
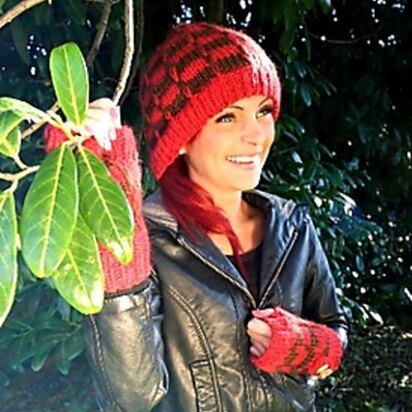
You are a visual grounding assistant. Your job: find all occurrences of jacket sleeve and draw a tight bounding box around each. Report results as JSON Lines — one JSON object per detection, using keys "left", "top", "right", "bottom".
{"left": 83, "top": 275, "right": 168, "bottom": 411}
{"left": 302, "top": 216, "right": 349, "bottom": 349}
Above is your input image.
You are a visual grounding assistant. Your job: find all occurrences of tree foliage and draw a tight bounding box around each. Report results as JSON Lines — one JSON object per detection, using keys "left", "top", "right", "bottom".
{"left": 0, "top": 0, "right": 410, "bottom": 384}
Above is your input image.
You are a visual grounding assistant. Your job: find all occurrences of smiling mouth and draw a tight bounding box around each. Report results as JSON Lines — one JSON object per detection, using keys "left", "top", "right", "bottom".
{"left": 226, "top": 154, "right": 260, "bottom": 165}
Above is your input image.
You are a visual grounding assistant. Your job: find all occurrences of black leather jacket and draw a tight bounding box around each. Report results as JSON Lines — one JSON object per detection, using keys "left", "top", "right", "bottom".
{"left": 83, "top": 190, "right": 348, "bottom": 412}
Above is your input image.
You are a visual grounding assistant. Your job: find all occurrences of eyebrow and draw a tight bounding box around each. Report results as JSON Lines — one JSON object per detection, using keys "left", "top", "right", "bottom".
{"left": 226, "top": 97, "right": 272, "bottom": 111}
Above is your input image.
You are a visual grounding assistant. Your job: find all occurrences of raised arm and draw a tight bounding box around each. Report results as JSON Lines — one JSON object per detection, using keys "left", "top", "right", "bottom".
{"left": 44, "top": 101, "right": 168, "bottom": 410}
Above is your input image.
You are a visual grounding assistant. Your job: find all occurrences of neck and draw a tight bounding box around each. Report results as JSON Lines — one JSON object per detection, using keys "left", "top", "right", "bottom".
{"left": 212, "top": 191, "right": 249, "bottom": 227}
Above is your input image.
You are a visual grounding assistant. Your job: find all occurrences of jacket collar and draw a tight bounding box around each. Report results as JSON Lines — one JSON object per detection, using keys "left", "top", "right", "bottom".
{"left": 143, "top": 189, "right": 308, "bottom": 307}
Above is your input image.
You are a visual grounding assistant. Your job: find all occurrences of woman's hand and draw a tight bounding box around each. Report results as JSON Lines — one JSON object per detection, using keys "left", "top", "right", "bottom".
{"left": 247, "top": 308, "right": 274, "bottom": 357}
{"left": 68, "top": 98, "right": 121, "bottom": 150}
{"left": 44, "top": 100, "right": 152, "bottom": 296}
{"left": 249, "top": 306, "right": 343, "bottom": 378}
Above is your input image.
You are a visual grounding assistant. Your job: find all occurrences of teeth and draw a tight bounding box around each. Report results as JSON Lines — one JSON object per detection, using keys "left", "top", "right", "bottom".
{"left": 227, "top": 155, "right": 258, "bottom": 164}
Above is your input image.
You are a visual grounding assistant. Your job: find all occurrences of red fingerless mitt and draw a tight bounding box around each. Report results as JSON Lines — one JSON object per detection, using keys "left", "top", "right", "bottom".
{"left": 44, "top": 126, "right": 151, "bottom": 295}
{"left": 250, "top": 307, "right": 343, "bottom": 376}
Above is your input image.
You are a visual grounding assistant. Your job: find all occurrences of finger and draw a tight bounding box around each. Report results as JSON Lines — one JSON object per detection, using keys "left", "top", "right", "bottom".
{"left": 252, "top": 308, "right": 274, "bottom": 319}
{"left": 248, "top": 331, "right": 271, "bottom": 348}
{"left": 89, "top": 99, "right": 121, "bottom": 129}
{"left": 250, "top": 345, "right": 261, "bottom": 357}
{"left": 318, "top": 368, "right": 333, "bottom": 379}
{"left": 316, "top": 364, "right": 329, "bottom": 374}
{"left": 83, "top": 116, "right": 115, "bottom": 150}
{"left": 247, "top": 318, "right": 272, "bottom": 338}
{"left": 93, "top": 129, "right": 112, "bottom": 151}
{"left": 250, "top": 340, "right": 267, "bottom": 356}
{"left": 89, "top": 98, "right": 116, "bottom": 111}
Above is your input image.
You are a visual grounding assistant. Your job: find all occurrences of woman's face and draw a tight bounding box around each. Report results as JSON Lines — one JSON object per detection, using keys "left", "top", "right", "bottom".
{"left": 182, "top": 95, "right": 275, "bottom": 199}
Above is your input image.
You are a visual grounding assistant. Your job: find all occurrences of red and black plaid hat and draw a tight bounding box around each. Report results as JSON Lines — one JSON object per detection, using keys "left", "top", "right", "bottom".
{"left": 139, "top": 22, "right": 281, "bottom": 180}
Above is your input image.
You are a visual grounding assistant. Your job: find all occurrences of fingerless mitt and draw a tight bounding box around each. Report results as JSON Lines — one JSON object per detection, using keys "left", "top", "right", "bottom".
{"left": 44, "top": 125, "right": 151, "bottom": 296}
{"left": 250, "top": 307, "right": 343, "bottom": 376}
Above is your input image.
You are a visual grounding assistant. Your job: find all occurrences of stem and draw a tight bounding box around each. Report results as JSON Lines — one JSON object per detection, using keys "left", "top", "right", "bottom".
{"left": 13, "top": 154, "right": 30, "bottom": 170}
{"left": 120, "top": 0, "right": 144, "bottom": 106}
{"left": 21, "top": 101, "right": 60, "bottom": 140}
{"left": 112, "top": 0, "right": 135, "bottom": 104}
{"left": 0, "top": 0, "right": 51, "bottom": 30}
{"left": 87, "top": 0, "right": 113, "bottom": 65}
{"left": 0, "top": 165, "right": 40, "bottom": 184}
{"left": 306, "top": 25, "right": 385, "bottom": 45}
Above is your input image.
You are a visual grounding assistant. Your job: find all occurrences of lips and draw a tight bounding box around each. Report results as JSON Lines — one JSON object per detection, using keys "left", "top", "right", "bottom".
{"left": 226, "top": 154, "right": 260, "bottom": 165}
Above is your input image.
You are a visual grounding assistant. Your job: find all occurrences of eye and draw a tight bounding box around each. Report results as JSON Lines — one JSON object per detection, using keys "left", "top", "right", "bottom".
{"left": 257, "top": 105, "right": 274, "bottom": 118}
{"left": 215, "top": 112, "right": 236, "bottom": 123}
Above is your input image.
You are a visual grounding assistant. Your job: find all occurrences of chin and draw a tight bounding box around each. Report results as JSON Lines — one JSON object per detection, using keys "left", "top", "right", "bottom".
{"left": 234, "top": 177, "right": 261, "bottom": 192}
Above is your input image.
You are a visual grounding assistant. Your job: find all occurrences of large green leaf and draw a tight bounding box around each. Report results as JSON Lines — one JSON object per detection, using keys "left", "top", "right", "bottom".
{"left": 50, "top": 42, "right": 89, "bottom": 126}
{"left": 0, "top": 192, "right": 18, "bottom": 328}
{"left": 77, "top": 147, "right": 134, "bottom": 264}
{"left": 52, "top": 214, "right": 104, "bottom": 314}
{"left": 20, "top": 145, "right": 78, "bottom": 278}
{"left": 0, "top": 97, "right": 48, "bottom": 121}
{"left": 0, "top": 127, "right": 21, "bottom": 157}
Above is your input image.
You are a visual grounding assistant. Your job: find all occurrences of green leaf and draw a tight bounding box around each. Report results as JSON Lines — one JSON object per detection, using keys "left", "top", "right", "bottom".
{"left": 0, "top": 97, "right": 48, "bottom": 122}
{"left": 30, "top": 339, "right": 58, "bottom": 372}
{"left": 0, "top": 192, "right": 18, "bottom": 328}
{"left": 300, "top": 84, "right": 312, "bottom": 106}
{"left": 318, "top": 0, "right": 333, "bottom": 14}
{"left": 302, "top": 0, "right": 315, "bottom": 9}
{"left": 0, "top": 112, "right": 22, "bottom": 146}
{"left": 77, "top": 147, "right": 134, "bottom": 264}
{"left": 50, "top": 42, "right": 89, "bottom": 126}
{"left": 20, "top": 145, "right": 78, "bottom": 278}
{"left": 0, "top": 127, "right": 21, "bottom": 157}
{"left": 52, "top": 214, "right": 104, "bottom": 314}
{"left": 10, "top": 20, "right": 29, "bottom": 65}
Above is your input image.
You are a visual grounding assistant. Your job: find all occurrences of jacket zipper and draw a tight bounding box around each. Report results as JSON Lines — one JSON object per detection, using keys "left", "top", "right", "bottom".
{"left": 178, "top": 236, "right": 257, "bottom": 307}
{"left": 259, "top": 230, "right": 299, "bottom": 309}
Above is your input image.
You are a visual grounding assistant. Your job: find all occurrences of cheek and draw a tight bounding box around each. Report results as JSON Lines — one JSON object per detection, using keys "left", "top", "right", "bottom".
{"left": 264, "top": 130, "right": 275, "bottom": 150}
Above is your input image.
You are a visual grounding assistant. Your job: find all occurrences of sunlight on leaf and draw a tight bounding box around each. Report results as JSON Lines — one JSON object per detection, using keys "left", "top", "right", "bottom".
{"left": 0, "top": 192, "right": 18, "bottom": 328}
{"left": 50, "top": 42, "right": 89, "bottom": 126}
{"left": 20, "top": 144, "right": 78, "bottom": 277}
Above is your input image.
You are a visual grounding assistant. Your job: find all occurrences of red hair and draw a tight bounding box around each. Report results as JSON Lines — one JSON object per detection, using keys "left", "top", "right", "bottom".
{"left": 159, "top": 156, "right": 247, "bottom": 279}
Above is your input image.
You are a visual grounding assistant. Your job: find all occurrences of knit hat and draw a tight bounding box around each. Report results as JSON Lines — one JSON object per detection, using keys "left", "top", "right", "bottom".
{"left": 139, "top": 22, "right": 281, "bottom": 180}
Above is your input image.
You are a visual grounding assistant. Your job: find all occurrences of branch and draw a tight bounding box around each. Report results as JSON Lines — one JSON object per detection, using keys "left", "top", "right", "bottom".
{"left": 86, "top": 0, "right": 113, "bottom": 65}
{"left": 119, "top": 0, "right": 143, "bottom": 105}
{"left": 112, "top": 0, "right": 135, "bottom": 105}
{"left": 206, "top": 0, "right": 224, "bottom": 24}
{"left": 21, "top": 101, "right": 59, "bottom": 140}
{"left": 0, "top": 165, "right": 40, "bottom": 185}
{"left": 21, "top": 1, "right": 112, "bottom": 141}
{"left": 306, "top": 24, "right": 385, "bottom": 45}
{"left": 0, "top": 0, "right": 51, "bottom": 30}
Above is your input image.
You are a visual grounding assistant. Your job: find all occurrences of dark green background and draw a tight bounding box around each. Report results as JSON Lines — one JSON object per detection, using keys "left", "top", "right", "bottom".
{"left": 0, "top": 0, "right": 410, "bottom": 410}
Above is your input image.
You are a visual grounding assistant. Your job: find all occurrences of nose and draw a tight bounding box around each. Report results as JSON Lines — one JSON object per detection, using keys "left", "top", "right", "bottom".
{"left": 240, "top": 117, "right": 266, "bottom": 145}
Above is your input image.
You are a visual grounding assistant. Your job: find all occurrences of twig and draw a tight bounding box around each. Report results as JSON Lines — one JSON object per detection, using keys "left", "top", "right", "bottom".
{"left": 21, "top": 101, "right": 59, "bottom": 140}
{"left": 112, "top": 0, "right": 135, "bottom": 105}
{"left": 0, "top": 165, "right": 40, "bottom": 183}
{"left": 13, "top": 154, "right": 30, "bottom": 170}
{"left": 21, "top": 0, "right": 112, "bottom": 141}
{"left": 306, "top": 24, "right": 385, "bottom": 45}
{"left": 0, "top": 0, "right": 51, "bottom": 30}
{"left": 120, "top": 0, "right": 143, "bottom": 105}
{"left": 86, "top": 0, "right": 113, "bottom": 65}
{"left": 206, "top": 0, "right": 224, "bottom": 24}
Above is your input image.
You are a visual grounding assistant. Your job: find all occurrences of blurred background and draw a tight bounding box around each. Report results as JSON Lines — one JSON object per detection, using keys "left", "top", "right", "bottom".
{"left": 0, "top": 0, "right": 410, "bottom": 410}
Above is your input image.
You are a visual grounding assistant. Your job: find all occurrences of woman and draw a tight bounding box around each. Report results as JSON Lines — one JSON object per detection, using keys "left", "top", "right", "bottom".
{"left": 46, "top": 22, "right": 348, "bottom": 412}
